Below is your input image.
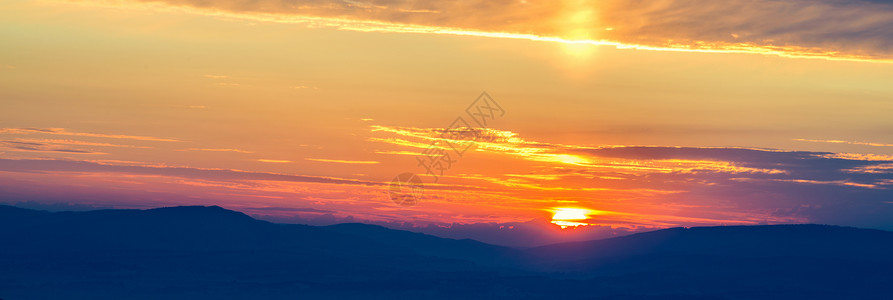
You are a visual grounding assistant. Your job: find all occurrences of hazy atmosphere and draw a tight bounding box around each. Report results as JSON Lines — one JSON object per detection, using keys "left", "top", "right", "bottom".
{"left": 3, "top": 1, "right": 893, "bottom": 299}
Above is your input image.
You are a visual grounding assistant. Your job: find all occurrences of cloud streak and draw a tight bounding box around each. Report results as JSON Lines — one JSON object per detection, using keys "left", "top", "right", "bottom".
{"left": 180, "top": 148, "right": 253, "bottom": 153}
{"left": 257, "top": 159, "right": 293, "bottom": 163}
{"left": 306, "top": 158, "right": 381, "bottom": 164}
{"left": 0, "top": 158, "right": 382, "bottom": 186}
{"left": 0, "top": 127, "right": 179, "bottom": 142}
{"left": 794, "top": 138, "right": 893, "bottom": 148}
{"left": 0, "top": 140, "right": 107, "bottom": 155}
{"left": 371, "top": 124, "right": 893, "bottom": 229}
{"left": 78, "top": 0, "right": 893, "bottom": 62}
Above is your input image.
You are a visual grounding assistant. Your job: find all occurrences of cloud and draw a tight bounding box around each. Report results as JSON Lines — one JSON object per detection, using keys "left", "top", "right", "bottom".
{"left": 794, "top": 138, "right": 893, "bottom": 147}
{"left": 372, "top": 125, "right": 790, "bottom": 176}
{"left": 90, "top": 0, "right": 893, "bottom": 61}
{"left": 0, "top": 140, "right": 108, "bottom": 155}
{"left": 0, "top": 127, "right": 179, "bottom": 142}
{"left": 9, "top": 138, "right": 151, "bottom": 148}
{"left": 2, "top": 124, "right": 892, "bottom": 236}
{"left": 0, "top": 138, "right": 151, "bottom": 157}
{"left": 591, "top": 0, "right": 893, "bottom": 60}
{"left": 306, "top": 158, "right": 380, "bottom": 164}
{"left": 247, "top": 206, "right": 334, "bottom": 213}
{"left": 2, "top": 200, "right": 112, "bottom": 212}
{"left": 370, "top": 124, "right": 893, "bottom": 229}
{"left": 572, "top": 146, "right": 892, "bottom": 183}
{"left": 371, "top": 124, "right": 893, "bottom": 192}
{"left": 0, "top": 158, "right": 383, "bottom": 186}
{"left": 257, "top": 159, "right": 293, "bottom": 163}
{"left": 180, "top": 148, "right": 253, "bottom": 153}
{"left": 371, "top": 218, "right": 636, "bottom": 247}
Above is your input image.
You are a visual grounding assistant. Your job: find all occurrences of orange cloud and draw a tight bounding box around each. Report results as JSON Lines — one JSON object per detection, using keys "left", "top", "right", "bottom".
{"left": 370, "top": 125, "right": 787, "bottom": 176}
{"left": 305, "top": 158, "right": 381, "bottom": 164}
{"left": 7, "top": 138, "right": 151, "bottom": 148}
{"left": 67, "top": 0, "right": 893, "bottom": 62}
{"left": 0, "top": 127, "right": 179, "bottom": 142}
{"left": 180, "top": 148, "right": 253, "bottom": 153}
{"left": 794, "top": 138, "right": 893, "bottom": 148}
{"left": 257, "top": 159, "right": 292, "bottom": 163}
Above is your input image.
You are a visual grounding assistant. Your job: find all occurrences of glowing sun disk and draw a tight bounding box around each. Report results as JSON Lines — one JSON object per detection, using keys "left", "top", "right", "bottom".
{"left": 551, "top": 207, "right": 592, "bottom": 228}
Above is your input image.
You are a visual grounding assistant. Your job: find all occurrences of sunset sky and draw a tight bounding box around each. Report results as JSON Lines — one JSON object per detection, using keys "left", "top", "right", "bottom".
{"left": 2, "top": 0, "right": 893, "bottom": 246}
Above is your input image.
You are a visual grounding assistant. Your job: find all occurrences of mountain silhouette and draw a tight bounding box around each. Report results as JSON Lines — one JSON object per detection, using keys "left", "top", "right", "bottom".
{"left": 1, "top": 205, "right": 891, "bottom": 299}
{"left": 324, "top": 222, "right": 515, "bottom": 265}
{"left": 524, "top": 224, "right": 893, "bottom": 270}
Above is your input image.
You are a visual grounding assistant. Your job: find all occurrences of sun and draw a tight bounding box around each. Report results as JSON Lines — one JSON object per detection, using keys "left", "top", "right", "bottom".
{"left": 558, "top": 0, "right": 599, "bottom": 60}
{"left": 550, "top": 207, "right": 592, "bottom": 228}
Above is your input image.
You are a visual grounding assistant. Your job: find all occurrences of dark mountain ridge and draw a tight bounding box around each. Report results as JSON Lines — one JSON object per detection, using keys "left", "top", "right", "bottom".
{"left": 1, "top": 205, "right": 891, "bottom": 299}
{"left": 524, "top": 224, "right": 893, "bottom": 271}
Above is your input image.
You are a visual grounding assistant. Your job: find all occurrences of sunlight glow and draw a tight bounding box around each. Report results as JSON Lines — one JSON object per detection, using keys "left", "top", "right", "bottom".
{"left": 62, "top": 0, "right": 893, "bottom": 64}
{"left": 560, "top": 0, "right": 598, "bottom": 60}
{"left": 551, "top": 154, "right": 590, "bottom": 165}
{"left": 551, "top": 207, "right": 592, "bottom": 228}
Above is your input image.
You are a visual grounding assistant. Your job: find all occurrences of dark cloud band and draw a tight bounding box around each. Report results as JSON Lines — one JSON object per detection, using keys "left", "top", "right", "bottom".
{"left": 124, "top": 0, "right": 893, "bottom": 60}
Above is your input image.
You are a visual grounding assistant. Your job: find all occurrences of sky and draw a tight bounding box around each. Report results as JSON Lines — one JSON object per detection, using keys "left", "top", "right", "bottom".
{"left": 2, "top": 0, "right": 893, "bottom": 246}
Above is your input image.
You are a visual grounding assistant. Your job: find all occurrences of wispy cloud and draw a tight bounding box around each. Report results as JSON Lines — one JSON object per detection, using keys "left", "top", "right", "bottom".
{"left": 844, "top": 163, "right": 893, "bottom": 174}
{"left": 257, "top": 159, "right": 292, "bottom": 163}
{"left": 180, "top": 148, "right": 253, "bottom": 153}
{"left": 369, "top": 124, "right": 893, "bottom": 229}
{"left": 4, "top": 124, "right": 893, "bottom": 235}
{"left": 371, "top": 125, "right": 788, "bottom": 176}
{"left": 79, "top": 0, "right": 893, "bottom": 62}
{"left": 8, "top": 138, "right": 151, "bottom": 148}
{"left": 0, "top": 140, "right": 108, "bottom": 155}
{"left": 0, "top": 127, "right": 179, "bottom": 142}
{"left": 246, "top": 206, "right": 334, "bottom": 213}
{"left": 771, "top": 178, "right": 889, "bottom": 189}
{"left": 0, "top": 158, "right": 382, "bottom": 186}
{"left": 794, "top": 138, "right": 893, "bottom": 147}
{"left": 306, "top": 158, "right": 380, "bottom": 164}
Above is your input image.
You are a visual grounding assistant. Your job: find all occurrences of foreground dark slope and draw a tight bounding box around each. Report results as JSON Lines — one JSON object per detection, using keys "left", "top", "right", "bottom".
{"left": 0, "top": 205, "right": 521, "bottom": 299}
{"left": 521, "top": 225, "right": 893, "bottom": 299}
{"left": 324, "top": 223, "right": 511, "bottom": 265}
{"left": 525, "top": 224, "right": 893, "bottom": 270}
{"left": 1, "top": 205, "right": 891, "bottom": 300}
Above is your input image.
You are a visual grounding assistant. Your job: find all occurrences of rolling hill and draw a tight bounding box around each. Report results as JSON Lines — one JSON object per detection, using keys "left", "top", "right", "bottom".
{"left": 1, "top": 205, "right": 891, "bottom": 299}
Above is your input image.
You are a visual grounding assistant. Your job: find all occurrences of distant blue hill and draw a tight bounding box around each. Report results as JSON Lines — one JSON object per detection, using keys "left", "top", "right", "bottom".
{"left": 1, "top": 205, "right": 891, "bottom": 300}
